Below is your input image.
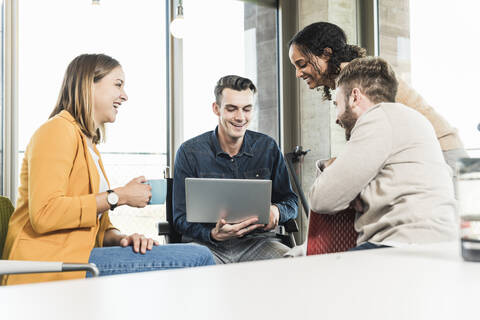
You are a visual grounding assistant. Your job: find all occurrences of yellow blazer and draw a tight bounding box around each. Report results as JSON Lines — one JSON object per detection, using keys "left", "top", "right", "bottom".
{"left": 2, "top": 110, "right": 116, "bottom": 285}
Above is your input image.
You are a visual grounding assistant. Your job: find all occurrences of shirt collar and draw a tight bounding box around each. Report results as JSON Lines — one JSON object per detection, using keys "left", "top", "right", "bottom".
{"left": 211, "top": 127, "right": 254, "bottom": 158}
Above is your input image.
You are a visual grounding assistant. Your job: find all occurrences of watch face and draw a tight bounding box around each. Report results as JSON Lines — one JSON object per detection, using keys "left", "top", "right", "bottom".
{"left": 107, "top": 192, "right": 119, "bottom": 205}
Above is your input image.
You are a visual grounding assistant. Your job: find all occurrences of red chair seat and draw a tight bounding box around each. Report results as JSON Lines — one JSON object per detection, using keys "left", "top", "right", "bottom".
{"left": 306, "top": 208, "right": 358, "bottom": 255}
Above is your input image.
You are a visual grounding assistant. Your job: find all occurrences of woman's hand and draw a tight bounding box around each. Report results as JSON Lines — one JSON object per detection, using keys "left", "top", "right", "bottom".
{"left": 119, "top": 233, "right": 160, "bottom": 254}
{"left": 115, "top": 176, "right": 152, "bottom": 208}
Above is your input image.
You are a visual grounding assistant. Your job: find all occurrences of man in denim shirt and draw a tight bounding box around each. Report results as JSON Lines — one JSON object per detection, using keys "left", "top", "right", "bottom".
{"left": 173, "top": 75, "right": 298, "bottom": 264}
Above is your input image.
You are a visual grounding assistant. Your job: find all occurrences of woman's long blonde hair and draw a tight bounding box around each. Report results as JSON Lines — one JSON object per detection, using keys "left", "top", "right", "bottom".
{"left": 49, "top": 54, "right": 120, "bottom": 144}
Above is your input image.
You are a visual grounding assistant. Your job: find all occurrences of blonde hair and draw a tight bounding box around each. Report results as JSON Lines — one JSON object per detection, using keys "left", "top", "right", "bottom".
{"left": 49, "top": 54, "right": 120, "bottom": 144}
{"left": 336, "top": 57, "right": 398, "bottom": 105}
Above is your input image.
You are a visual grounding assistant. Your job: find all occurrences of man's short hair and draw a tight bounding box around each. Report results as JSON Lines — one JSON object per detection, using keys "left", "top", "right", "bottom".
{"left": 214, "top": 75, "right": 257, "bottom": 105}
{"left": 336, "top": 57, "right": 398, "bottom": 104}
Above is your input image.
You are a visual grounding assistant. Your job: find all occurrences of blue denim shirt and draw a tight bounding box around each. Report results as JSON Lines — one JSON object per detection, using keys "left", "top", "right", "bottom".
{"left": 173, "top": 128, "right": 298, "bottom": 244}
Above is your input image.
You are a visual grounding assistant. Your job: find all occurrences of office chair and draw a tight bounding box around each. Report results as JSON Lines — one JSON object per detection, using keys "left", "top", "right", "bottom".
{"left": 0, "top": 196, "right": 14, "bottom": 256}
{"left": 158, "top": 172, "right": 299, "bottom": 248}
{"left": 306, "top": 209, "right": 357, "bottom": 255}
{"left": 0, "top": 196, "right": 99, "bottom": 278}
{"left": 284, "top": 146, "right": 358, "bottom": 255}
{"left": 158, "top": 177, "right": 182, "bottom": 244}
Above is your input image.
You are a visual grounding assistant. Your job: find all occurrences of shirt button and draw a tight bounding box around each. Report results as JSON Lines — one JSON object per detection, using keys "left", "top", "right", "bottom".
{"left": 231, "top": 159, "right": 234, "bottom": 162}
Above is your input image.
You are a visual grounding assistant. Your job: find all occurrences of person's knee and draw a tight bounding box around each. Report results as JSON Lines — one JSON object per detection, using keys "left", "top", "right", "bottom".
{"left": 193, "top": 244, "right": 216, "bottom": 266}
{"left": 272, "top": 241, "right": 290, "bottom": 257}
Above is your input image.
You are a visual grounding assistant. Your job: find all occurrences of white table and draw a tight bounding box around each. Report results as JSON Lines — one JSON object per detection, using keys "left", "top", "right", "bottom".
{"left": 1, "top": 241, "right": 479, "bottom": 320}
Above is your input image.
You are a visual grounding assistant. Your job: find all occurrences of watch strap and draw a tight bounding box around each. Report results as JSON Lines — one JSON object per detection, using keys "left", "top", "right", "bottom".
{"left": 107, "top": 189, "right": 118, "bottom": 211}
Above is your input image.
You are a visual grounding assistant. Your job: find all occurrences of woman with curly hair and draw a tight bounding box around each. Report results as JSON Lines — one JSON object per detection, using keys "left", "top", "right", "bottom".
{"left": 288, "top": 21, "right": 467, "bottom": 169}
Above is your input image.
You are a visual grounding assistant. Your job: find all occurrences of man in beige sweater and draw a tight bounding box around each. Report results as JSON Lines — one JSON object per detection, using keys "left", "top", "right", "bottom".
{"left": 289, "top": 22, "right": 468, "bottom": 172}
{"left": 308, "top": 57, "right": 457, "bottom": 250}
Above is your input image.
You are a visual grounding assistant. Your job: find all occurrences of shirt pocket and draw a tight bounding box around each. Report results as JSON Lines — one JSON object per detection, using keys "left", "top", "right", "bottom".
{"left": 244, "top": 168, "right": 271, "bottom": 179}
{"left": 198, "top": 172, "right": 225, "bottom": 178}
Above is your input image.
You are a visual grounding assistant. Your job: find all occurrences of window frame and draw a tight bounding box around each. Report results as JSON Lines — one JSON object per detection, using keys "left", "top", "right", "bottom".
{"left": 3, "top": 0, "right": 283, "bottom": 200}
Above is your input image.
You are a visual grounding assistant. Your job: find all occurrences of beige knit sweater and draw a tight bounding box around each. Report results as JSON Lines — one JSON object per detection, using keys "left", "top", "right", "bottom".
{"left": 309, "top": 103, "right": 457, "bottom": 246}
{"left": 396, "top": 79, "right": 464, "bottom": 151}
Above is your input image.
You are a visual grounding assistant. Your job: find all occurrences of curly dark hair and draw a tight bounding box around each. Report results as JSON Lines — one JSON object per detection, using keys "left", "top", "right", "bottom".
{"left": 289, "top": 22, "right": 366, "bottom": 100}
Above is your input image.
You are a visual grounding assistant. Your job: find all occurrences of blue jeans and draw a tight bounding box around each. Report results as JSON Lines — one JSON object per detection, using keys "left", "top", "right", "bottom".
{"left": 87, "top": 243, "right": 215, "bottom": 277}
{"left": 348, "top": 242, "right": 391, "bottom": 251}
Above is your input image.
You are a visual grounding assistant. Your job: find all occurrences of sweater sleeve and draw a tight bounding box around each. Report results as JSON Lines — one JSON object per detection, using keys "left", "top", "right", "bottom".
{"left": 27, "top": 120, "right": 97, "bottom": 234}
{"left": 308, "top": 107, "right": 392, "bottom": 214}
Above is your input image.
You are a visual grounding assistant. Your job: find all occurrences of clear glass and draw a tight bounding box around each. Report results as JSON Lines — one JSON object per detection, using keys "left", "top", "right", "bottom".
{"left": 182, "top": 0, "right": 279, "bottom": 142}
{"left": 408, "top": 0, "right": 480, "bottom": 153}
{"left": 19, "top": 0, "right": 167, "bottom": 241}
{"left": 456, "top": 158, "right": 480, "bottom": 261}
{"left": 378, "top": 0, "right": 411, "bottom": 82}
{"left": 379, "top": 0, "right": 480, "bottom": 154}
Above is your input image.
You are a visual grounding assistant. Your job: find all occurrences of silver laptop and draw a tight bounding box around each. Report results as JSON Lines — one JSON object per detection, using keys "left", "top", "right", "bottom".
{"left": 185, "top": 178, "right": 271, "bottom": 225}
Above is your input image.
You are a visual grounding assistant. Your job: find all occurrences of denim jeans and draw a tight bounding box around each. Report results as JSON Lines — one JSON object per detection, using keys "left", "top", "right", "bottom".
{"left": 87, "top": 243, "right": 215, "bottom": 277}
{"left": 348, "top": 242, "right": 391, "bottom": 251}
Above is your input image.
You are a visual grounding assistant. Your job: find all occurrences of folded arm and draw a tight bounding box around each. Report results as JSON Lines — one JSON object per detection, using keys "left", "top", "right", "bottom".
{"left": 308, "top": 110, "right": 392, "bottom": 214}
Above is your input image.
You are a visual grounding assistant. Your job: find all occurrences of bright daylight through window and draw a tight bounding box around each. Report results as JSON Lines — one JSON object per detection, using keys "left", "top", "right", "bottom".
{"left": 19, "top": 0, "right": 167, "bottom": 240}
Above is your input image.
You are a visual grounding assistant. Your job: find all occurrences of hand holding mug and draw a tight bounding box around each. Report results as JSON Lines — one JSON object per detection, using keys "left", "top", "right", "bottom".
{"left": 116, "top": 176, "right": 152, "bottom": 208}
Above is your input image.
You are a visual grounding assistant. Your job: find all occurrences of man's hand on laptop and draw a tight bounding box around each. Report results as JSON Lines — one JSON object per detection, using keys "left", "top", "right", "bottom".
{"left": 211, "top": 215, "right": 264, "bottom": 241}
{"left": 263, "top": 205, "right": 280, "bottom": 231}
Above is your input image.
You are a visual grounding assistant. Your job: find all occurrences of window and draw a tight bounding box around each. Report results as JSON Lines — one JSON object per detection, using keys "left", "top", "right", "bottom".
{"left": 181, "top": 0, "right": 279, "bottom": 143}
{"left": 379, "top": 0, "right": 480, "bottom": 155}
{"left": 19, "top": 0, "right": 167, "bottom": 240}
{"left": 409, "top": 0, "right": 480, "bottom": 154}
{"left": 378, "top": 0, "right": 411, "bottom": 82}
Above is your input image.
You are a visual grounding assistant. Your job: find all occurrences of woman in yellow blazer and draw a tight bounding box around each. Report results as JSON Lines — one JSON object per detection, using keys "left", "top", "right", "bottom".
{"left": 1, "top": 54, "right": 214, "bottom": 285}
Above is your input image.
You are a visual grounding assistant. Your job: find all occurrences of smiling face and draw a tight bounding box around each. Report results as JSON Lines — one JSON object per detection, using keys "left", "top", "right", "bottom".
{"left": 213, "top": 88, "right": 254, "bottom": 142}
{"left": 93, "top": 66, "right": 128, "bottom": 127}
{"left": 289, "top": 44, "right": 330, "bottom": 89}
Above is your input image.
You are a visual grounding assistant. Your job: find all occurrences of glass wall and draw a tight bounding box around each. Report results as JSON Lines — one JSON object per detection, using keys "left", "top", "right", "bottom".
{"left": 18, "top": 0, "right": 167, "bottom": 240}
{"left": 379, "top": 0, "right": 480, "bottom": 155}
{"left": 182, "top": 0, "right": 279, "bottom": 143}
{"left": 409, "top": 0, "right": 480, "bottom": 154}
{"left": 378, "top": 0, "right": 411, "bottom": 82}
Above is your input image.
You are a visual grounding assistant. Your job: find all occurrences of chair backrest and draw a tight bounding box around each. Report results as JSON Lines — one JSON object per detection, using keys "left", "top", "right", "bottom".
{"left": 0, "top": 196, "right": 14, "bottom": 256}
{"left": 306, "top": 208, "right": 358, "bottom": 255}
{"left": 165, "top": 178, "right": 182, "bottom": 243}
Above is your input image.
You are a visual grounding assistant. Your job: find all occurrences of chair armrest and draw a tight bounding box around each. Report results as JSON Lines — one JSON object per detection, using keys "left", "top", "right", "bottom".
{"left": 275, "top": 219, "right": 299, "bottom": 248}
{"left": 157, "top": 222, "right": 183, "bottom": 244}
{"left": 62, "top": 263, "right": 100, "bottom": 277}
{"left": 0, "top": 260, "right": 100, "bottom": 277}
{"left": 158, "top": 222, "right": 172, "bottom": 236}
{"left": 283, "top": 219, "right": 299, "bottom": 233}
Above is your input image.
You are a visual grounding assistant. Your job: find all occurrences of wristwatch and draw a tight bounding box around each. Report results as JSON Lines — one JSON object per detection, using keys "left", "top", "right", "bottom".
{"left": 106, "top": 190, "right": 119, "bottom": 211}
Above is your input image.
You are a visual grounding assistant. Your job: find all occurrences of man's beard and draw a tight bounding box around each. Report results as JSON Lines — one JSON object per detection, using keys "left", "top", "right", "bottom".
{"left": 338, "top": 105, "right": 357, "bottom": 141}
